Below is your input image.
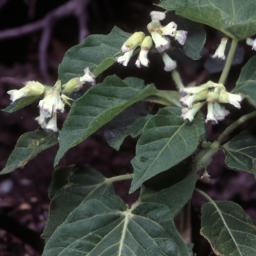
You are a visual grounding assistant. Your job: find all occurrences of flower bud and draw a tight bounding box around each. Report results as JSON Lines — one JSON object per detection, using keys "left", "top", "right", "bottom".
{"left": 180, "top": 84, "right": 208, "bottom": 96}
{"left": 121, "top": 32, "right": 145, "bottom": 52}
{"left": 159, "top": 22, "right": 177, "bottom": 37}
{"left": 135, "top": 36, "right": 153, "bottom": 68}
{"left": 147, "top": 20, "right": 161, "bottom": 33}
{"left": 80, "top": 67, "right": 96, "bottom": 85}
{"left": 162, "top": 52, "right": 176, "bottom": 71}
{"left": 212, "top": 38, "right": 228, "bottom": 60}
{"left": 7, "top": 81, "right": 45, "bottom": 102}
{"left": 150, "top": 11, "right": 166, "bottom": 21}
{"left": 117, "top": 49, "right": 134, "bottom": 66}
{"left": 174, "top": 30, "right": 188, "bottom": 45}
{"left": 181, "top": 102, "right": 205, "bottom": 122}
{"left": 62, "top": 77, "right": 83, "bottom": 95}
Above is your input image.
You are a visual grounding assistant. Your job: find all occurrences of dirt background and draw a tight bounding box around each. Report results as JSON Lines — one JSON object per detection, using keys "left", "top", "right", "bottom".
{"left": 0, "top": 0, "right": 256, "bottom": 255}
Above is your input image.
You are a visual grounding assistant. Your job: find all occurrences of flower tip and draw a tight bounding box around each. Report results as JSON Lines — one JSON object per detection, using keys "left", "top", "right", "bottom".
{"left": 175, "top": 30, "right": 188, "bottom": 45}
{"left": 121, "top": 44, "right": 130, "bottom": 52}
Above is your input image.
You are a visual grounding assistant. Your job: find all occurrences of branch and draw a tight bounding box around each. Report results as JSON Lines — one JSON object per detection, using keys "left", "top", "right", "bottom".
{"left": 0, "top": 0, "right": 91, "bottom": 80}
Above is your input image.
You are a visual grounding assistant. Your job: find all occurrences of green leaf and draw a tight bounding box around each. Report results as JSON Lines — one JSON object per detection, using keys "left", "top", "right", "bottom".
{"left": 43, "top": 166, "right": 114, "bottom": 239}
{"left": 103, "top": 102, "right": 149, "bottom": 150}
{"left": 43, "top": 186, "right": 190, "bottom": 256}
{"left": 222, "top": 127, "right": 256, "bottom": 174}
{"left": 58, "top": 26, "right": 131, "bottom": 84}
{"left": 158, "top": 0, "right": 256, "bottom": 40}
{"left": 233, "top": 56, "right": 256, "bottom": 107}
{"left": 54, "top": 76, "right": 158, "bottom": 166}
{"left": 0, "top": 130, "right": 58, "bottom": 175}
{"left": 2, "top": 95, "right": 41, "bottom": 113}
{"left": 140, "top": 171, "right": 196, "bottom": 218}
{"left": 201, "top": 200, "right": 256, "bottom": 256}
{"left": 129, "top": 107, "right": 205, "bottom": 193}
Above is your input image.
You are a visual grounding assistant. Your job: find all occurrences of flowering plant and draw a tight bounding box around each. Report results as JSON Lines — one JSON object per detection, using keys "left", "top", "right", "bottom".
{"left": 2, "top": 1, "right": 256, "bottom": 255}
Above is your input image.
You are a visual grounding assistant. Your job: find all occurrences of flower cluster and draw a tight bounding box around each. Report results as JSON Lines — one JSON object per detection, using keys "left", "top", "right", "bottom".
{"left": 7, "top": 67, "right": 95, "bottom": 132}
{"left": 117, "top": 11, "right": 188, "bottom": 71}
{"left": 180, "top": 81, "right": 243, "bottom": 124}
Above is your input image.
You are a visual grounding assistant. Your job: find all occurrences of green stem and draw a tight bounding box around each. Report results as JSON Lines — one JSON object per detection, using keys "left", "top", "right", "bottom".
{"left": 180, "top": 200, "right": 191, "bottom": 243}
{"left": 107, "top": 173, "right": 134, "bottom": 183}
{"left": 195, "top": 188, "right": 214, "bottom": 203}
{"left": 217, "top": 110, "right": 256, "bottom": 143}
{"left": 171, "top": 70, "right": 185, "bottom": 90}
{"left": 218, "top": 39, "right": 238, "bottom": 85}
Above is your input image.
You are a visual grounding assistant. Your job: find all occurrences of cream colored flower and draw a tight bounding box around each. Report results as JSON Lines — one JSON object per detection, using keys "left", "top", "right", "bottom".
{"left": 80, "top": 67, "right": 96, "bottom": 85}
{"left": 162, "top": 52, "right": 176, "bottom": 71}
{"left": 212, "top": 38, "right": 228, "bottom": 60}
{"left": 135, "top": 36, "right": 153, "bottom": 68}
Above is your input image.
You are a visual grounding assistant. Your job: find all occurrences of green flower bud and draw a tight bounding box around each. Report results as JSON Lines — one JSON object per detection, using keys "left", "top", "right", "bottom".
{"left": 121, "top": 32, "right": 145, "bottom": 52}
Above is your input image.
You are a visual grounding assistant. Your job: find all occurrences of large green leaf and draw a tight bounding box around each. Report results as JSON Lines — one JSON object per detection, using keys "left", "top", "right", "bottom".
{"left": 2, "top": 95, "right": 41, "bottom": 113}
{"left": 233, "top": 56, "right": 256, "bottom": 107}
{"left": 58, "top": 26, "right": 130, "bottom": 84}
{"left": 0, "top": 130, "right": 58, "bottom": 175}
{"left": 103, "top": 102, "right": 149, "bottom": 151}
{"left": 129, "top": 107, "right": 205, "bottom": 193}
{"left": 222, "top": 127, "right": 256, "bottom": 174}
{"left": 54, "top": 76, "right": 158, "bottom": 166}
{"left": 43, "top": 166, "right": 114, "bottom": 239}
{"left": 42, "top": 166, "right": 191, "bottom": 256}
{"left": 158, "top": 0, "right": 256, "bottom": 40}
{"left": 201, "top": 200, "right": 256, "bottom": 256}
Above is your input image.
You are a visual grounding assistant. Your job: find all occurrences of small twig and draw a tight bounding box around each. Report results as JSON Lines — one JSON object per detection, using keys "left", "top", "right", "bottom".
{"left": 0, "top": 0, "right": 91, "bottom": 79}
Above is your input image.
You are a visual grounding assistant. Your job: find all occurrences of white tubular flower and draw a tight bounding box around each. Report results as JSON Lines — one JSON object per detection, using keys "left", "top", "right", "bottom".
{"left": 147, "top": 20, "right": 161, "bottom": 33}
{"left": 213, "top": 102, "right": 229, "bottom": 121}
{"left": 159, "top": 22, "right": 177, "bottom": 37}
{"left": 80, "top": 67, "right": 96, "bottom": 85}
{"left": 121, "top": 32, "right": 145, "bottom": 52}
{"left": 180, "top": 94, "right": 196, "bottom": 108}
{"left": 136, "top": 36, "right": 153, "bottom": 68}
{"left": 38, "top": 81, "right": 65, "bottom": 117}
{"left": 117, "top": 49, "right": 135, "bottom": 66}
{"left": 7, "top": 81, "right": 45, "bottom": 102}
{"left": 45, "top": 113, "right": 58, "bottom": 132}
{"left": 212, "top": 38, "right": 228, "bottom": 60}
{"left": 218, "top": 91, "right": 243, "bottom": 109}
{"left": 35, "top": 110, "right": 49, "bottom": 129}
{"left": 206, "top": 102, "right": 218, "bottom": 124}
{"left": 151, "top": 32, "right": 170, "bottom": 53}
{"left": 174, "top": 30, "right": 188, "bottom": 45}
{"left": 162, "top": 52, "right": 176, "bottom": 72}
{"left": 246, "top": 38, "right": 256, "bottom": 51}
{"left": 181, "top": 102, "right": 205, "bottom": 122}
{"left": 150, "top": 11, "right": 166, "bottom": 21}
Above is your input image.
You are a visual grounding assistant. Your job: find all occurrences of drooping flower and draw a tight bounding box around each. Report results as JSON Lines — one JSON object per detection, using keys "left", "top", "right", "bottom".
{"left": 162, "top": 52, "right": 176, "bottom": 71}
{"left": 246, "top": 38, "right": 256, "bottom": 51}
{"left": 212, "top": 102, "right": 230, "bottom": 121}
{"left": 80, "top": 67, "right": 96, "bottom": 85}
{"left": 150, "top": 11, "right": 166, "bottom": 21}
{"left": 117, "top": 49, "right": 135, "bottom": 66}
{"left": 181, "top": 102, "right": 205, "bottom": 122}
{"left": 212, "top": 38, "right": 228, "bottom": 60}
{"left": 151, "top": 31, "right": 170, "bottom": 53}
{"left": 218, "top": 91, "right": 243, "bottom": 109}
{"left": 135, "top": 36, "right": 153, "bottom": 68}
{"left": 121, "top": 32, "right": 145, "bottom": 52}
{"left": 174, "top": 30, "right": 188, "bottom": 45}
{"left": 7, "top": 81, "right": 45, "bottom": 102}
{"left": 159, "top": 22, "right": 177, "bottom": 37}
{"left": 45, "top": 113, "right": 58, "bottom": 132}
